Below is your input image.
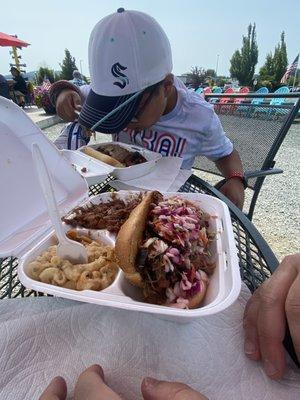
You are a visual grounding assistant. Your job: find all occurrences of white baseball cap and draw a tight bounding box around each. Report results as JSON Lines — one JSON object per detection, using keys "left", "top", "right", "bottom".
{"left": 79, "top": 8, "right": 173, "bottom": 133}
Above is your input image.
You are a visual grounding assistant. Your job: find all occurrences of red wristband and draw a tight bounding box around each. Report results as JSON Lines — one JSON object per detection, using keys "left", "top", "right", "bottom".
{"left": 226, "top": 171, "right": 247, "bottom": 188}
{"left": 226, "top": 171, "right": 244, "bottom": 180}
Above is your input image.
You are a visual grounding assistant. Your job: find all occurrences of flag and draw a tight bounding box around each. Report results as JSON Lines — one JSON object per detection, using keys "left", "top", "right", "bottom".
{"left": 281, "top": 54, "right": 299, "bottom": 83}
{"left": 42, "top": 77, "right": 51, "bottom": 91}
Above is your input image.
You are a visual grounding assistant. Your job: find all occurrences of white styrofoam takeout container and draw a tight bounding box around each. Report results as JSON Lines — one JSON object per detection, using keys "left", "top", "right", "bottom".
{"left": 61, "top": 149, "right": 113, "bottom": 186}
{"left": 19, "top": 191, "right": 241, "bottom": 322}
{"left": 79, "top": 142, "right": 162, "bottom": 181}
{"left": 0, "top": 97, "right": 241, "bottom": 322}
{"left": 0, "top": 97, "right": 88, "bottom": 258}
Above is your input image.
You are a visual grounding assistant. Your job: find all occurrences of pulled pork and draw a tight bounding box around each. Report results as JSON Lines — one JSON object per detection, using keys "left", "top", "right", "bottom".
{"left": 137, "top": 195, "right": 215, "bottom": 308}
{"left": 62, "top": 194, "right": 143, "bottom": 233}
{"left": 96, "top": 144, "right": 147, "bottom": 167}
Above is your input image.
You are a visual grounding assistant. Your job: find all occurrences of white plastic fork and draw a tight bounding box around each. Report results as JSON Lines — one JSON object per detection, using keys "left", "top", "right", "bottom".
{"left": 32, "top": 143, "right": 88, "bottom": 264}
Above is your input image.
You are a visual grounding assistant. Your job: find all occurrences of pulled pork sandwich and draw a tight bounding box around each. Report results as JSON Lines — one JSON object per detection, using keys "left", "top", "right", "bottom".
{"left": 115, "top": 191, "right": 216, "bottom": 309}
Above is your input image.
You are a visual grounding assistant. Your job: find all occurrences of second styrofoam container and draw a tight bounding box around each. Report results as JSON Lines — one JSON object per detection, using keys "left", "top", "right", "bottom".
{"left": 18, "top": 191, "right": 241, "bottom": 322}
{"left": 79, "top": 142, "right": 162, "bottom": 181}
{"left": 61, "top": 149, "right": 113, "bottom": 186}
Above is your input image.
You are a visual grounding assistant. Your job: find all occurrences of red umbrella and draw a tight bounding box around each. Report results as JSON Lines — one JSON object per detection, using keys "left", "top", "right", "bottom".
{"left": 0, "top": 32, "right": 29, "bottom": 47}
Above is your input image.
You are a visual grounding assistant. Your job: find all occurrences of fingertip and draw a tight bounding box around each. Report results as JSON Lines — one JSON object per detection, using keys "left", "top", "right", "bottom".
{"left": 75, "top": 364, "right": 121, "bottom": 400}
{"left": 263, "top": 359, "right": 285, "bottom": 380}
{"left": 244, "top": 339, "right": 261, "bottom": 360}
{"left": 142, "top": 377, "right": 159, "bottom": 390}
{"left": 51, "top": 376, "right": 66, "bottom": 386}
{"left": 141, "top": 378, "right": 207, "bottom": 400}
{"left": 39, "top": 376, "right": 67, "bottom": 400}
{"left": 141, "top": 377, "right": 162, "bottom": 400}
{"left": 84, "top": 364, "right": 104, "bottom": 379}
{"left": 265, "top": 370, "right": 284, "bottom": 380}
{"left": 245, "top": 351, "right": 261, "bottom": 361}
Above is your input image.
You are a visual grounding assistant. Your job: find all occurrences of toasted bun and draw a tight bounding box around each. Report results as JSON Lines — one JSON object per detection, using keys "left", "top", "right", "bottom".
{"left": 115, "top": 191, "right": 157, "bottom": 287}
{"left": 187, "top": 280, "right": 208, "bottom": 309}
{"left": 82, "top": 147, "right": 125, "bottom": 168}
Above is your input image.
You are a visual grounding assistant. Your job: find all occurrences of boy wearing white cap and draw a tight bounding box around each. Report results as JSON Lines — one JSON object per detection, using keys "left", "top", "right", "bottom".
{"left": 50, "top": 8, "right": 245, "bottom": 209}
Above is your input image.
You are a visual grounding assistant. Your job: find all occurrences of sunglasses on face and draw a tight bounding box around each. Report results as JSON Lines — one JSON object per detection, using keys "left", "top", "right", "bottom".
{"left": 132, "top": 85, "right": 158, "bottom": 120}
{"left": 91, "top": 81, "right": 163, "bottom": 132}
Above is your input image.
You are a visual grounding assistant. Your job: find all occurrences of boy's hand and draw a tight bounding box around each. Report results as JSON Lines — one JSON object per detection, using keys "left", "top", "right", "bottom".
{"left": 218, "top": 178, "right": 245, "bottom": 210}
{"left": 56, "top": 89, "right": 82, "bottom": 122}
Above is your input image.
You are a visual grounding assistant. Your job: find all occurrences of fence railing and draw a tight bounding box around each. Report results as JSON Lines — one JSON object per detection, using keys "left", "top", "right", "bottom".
{"left": 194, "top": 92, "right": 300, "bottom": 218}
{"left": 204, "top": 93, "right": 300, "bottom": 120}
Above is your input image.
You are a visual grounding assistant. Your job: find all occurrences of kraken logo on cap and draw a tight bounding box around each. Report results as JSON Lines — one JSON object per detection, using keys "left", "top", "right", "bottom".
{"left": 111, "top": 63, "right": 129, "bottom": 89}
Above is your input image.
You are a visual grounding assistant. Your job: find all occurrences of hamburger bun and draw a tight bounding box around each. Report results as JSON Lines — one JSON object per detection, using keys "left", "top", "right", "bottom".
{"left": 115, "top": 191, "right": 156, "bottom": 287}
{"left": 82, "top": 146, "right": 125, "bottom": 168}
{"left": 188, "top": 280, "right": 208, "bottom": 309}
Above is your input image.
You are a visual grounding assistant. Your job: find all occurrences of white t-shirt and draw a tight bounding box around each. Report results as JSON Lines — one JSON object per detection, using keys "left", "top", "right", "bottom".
{"left": 79, "top": 78, "right": 233, "bottom": 169}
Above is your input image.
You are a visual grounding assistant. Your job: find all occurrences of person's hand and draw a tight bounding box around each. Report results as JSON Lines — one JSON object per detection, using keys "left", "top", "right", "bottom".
{"left": 39, "top": 365, "right": 208, "bottom": 399}
{"left": 141, "top": 377, "right": 208, "bottom": 399}
{"left": 243, "top": 254, "right": 300, "bottom": 380}
{"left": 218, "top": 177, "right": 245, "bottom": 210}
{"left": 56, "top": 89, "right": 82, "bottom": 122}
{"left": 39, "top": 365, "right": 122, "bottom": 400}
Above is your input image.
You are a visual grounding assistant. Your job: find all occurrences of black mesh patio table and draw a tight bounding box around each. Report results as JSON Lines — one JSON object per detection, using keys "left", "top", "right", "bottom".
{"left": 0, "top": 174, "right": 278, "bottom": 298}
{"left": 1, "top": 174, "right": 298, "bottom": 366}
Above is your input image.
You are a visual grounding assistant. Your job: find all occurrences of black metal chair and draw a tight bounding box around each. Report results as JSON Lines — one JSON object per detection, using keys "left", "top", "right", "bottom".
{"left": 193, "top": 92, "right": 300, "bottom": 220}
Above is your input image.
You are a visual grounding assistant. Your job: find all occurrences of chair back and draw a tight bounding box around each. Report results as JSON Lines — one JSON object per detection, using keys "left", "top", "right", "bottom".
{"left": 208, "top": 87, "right": 221, "bottom": 104}
{"left": 234, "top": 87, "right": 250, "bottom": 104}
{"left": 256, "top": 87, "right": 269, "bottom": 94}
{"left": 239, "top": 87, "right": 250, "bottom": 94}
{"left": 251, "top": 87, "right": 269, "bottom": 105}
{"left": 203, "top": 87, "right": 212, "bottom": 94}
{"left": 195, "top": 87, "right": 203, "bottom": 94}
{"left": 274, "top": 86, "right": 289, "bottom": 94}
{"left": 270, "top": 86, "right": 289, "bottom": 106}
{"left": 219, "top": 87, "right": 234, "bottom": 104}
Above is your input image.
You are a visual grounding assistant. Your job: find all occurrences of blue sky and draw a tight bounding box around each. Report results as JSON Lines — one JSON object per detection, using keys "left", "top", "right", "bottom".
{"left": 1, "top": 0, "right": 299, "bottom": 77}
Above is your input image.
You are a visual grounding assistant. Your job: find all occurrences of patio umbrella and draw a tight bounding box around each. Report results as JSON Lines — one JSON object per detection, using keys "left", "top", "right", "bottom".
{"left": 0, "top": 32, "right": 29, "bottom": 47}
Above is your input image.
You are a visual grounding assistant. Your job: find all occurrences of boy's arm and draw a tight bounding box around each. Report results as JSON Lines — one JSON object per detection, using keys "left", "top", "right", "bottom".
{"left": 49, "top": 81, "right": 91, "bottom": 122}
{"left": 215, "top": 148, "right": 245, "bottom": 210}
{"left": 201, "top": 111, "right": 245, "bottom": 210}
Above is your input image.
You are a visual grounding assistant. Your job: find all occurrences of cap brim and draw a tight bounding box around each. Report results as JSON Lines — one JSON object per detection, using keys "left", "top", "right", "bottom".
{"left": 78, "top": 89, "right": 143, "bottom": 133}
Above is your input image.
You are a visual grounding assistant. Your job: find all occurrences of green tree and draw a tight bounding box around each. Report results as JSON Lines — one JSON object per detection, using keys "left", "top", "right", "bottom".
{"left": 258, "top": 53, "right": 276, "bottom": 88}
{"left": 60, "top": 49, "right": 78, "bottom": 80}
{"left": 287, "top": 74, "right": 300, "bottom": 87}
{"left": 273, "top": 32, "right": 288, "bottom": 85}
{"left": 205, "top": 69, "right": 216, "bottom": 78}
{"left": 54, "top": 71, "right": 62, "bottom": 81}
{"left": 259, "top": 53, "right": 274, "bottom": 77}
{"left": 258, "top": 32, "right": 288, "bottom": 89}
{"left": 287, "top": 68, "right": 300, "bottom": 87}
{"left": 217, "top": 77, "right": 227, "bottom": 87}
{"left": 229, "top": 50, "right": 242, "bottom": 82}
{"left": 230, "top": 23, "right": 258, "bottom": 85}
{"left": 35, "top": 67, "right": 56, "bottom": 84}
{"left": 186, "top": 66, "right": 206, "bottom": 87}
